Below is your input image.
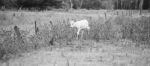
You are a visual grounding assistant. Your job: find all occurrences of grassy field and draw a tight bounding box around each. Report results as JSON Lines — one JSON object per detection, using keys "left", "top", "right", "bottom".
{"left": 0, "top": 10, "right": 150, "bottom": 66}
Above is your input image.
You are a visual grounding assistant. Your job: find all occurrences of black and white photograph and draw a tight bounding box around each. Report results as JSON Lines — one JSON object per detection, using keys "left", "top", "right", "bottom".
{"left": 0, "top": 0, "right": 150, "bottom": 66}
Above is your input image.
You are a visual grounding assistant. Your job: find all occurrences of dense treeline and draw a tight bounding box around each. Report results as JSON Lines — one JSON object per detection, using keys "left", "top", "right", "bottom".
{"left": 0, "top": 0, "right": 149, "bottom": 10}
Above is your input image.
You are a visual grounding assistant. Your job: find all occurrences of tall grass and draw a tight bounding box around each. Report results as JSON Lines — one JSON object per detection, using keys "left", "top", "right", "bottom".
{"left": 0, "top": 11, "right": 150, "bottom": 61}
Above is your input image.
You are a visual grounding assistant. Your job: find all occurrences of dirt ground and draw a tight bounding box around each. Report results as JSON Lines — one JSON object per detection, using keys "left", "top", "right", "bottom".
{"left": 0, "top": 40, "right": 150, "bottom": 66}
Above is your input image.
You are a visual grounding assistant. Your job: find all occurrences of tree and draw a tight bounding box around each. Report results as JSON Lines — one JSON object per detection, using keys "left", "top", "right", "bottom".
{"left": 139, "top": 0, "right": 144, "bottom": 14}
{"left": 79, "top": 0, "right": 83, "bottom": 9}
{"left": 116, "top": 0, "right": 118, "bottom": 9}
{"left": 0, "top": 0, "right": 4, "bottom": 6}
{"left": 0, "top": 0, "right": 149, "bottom": 10}
{"left": 135, "top": 0, "right": 139, "bottom": 9}
{"left": 69, "top": 0, "right": 73, "bottom": 9}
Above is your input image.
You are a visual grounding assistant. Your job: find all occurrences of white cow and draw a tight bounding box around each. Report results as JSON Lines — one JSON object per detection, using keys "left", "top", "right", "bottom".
{"left": 69, "top": 19, "right": 90, "bottom": 39}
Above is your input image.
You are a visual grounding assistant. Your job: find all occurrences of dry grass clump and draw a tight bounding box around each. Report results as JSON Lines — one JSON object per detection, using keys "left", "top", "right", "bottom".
{"left": 0, "top": 30, "right": 24, "bottom": 61}
{"left": 85, "top": 15, "right": 150, "bottom": 45}
{"left": 0, "top": 13, "right": 14, "bottom": 27}
{"left": 127, "top": 16, "right": 150, "bottom": 44}
{"left": 0, "top": 27, "right": 53, "bottom": 61}
{"left": 102, "top": 16, "right": 150, "bottom": 45}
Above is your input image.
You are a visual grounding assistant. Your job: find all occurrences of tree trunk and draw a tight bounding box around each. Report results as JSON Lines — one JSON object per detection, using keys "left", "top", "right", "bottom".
{"left": 117, "top": 0, "right": 118, "bottom": 9}
{"left": 149, "top": 0, "right": 150, "bottom": 10}
{"left": 70, "top": 0, "right": 73, "bottom": 10}
{"left": 121, "top": 0, "right": 123, "bottom": 9}
{"left": 135, "top": 0, "right": 138, "bottom": 9}
{"left": 139, "top": 0, "right": 144, "bottom": 15}
{"left": 79, "top": 0, "right": 83, "bottom": 9}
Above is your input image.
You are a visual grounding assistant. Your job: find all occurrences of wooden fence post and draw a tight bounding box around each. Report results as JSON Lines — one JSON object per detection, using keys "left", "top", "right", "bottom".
{"left": 35, "top": 21, "right": 39, "bottom": 35}
{"left": 49, "top": 21, "right": 54, "bottom": 45}
{"left": 14, "top": 26, "right": 24, "bottom": 43}
{"left": 104, "top": 12, "right": 107, "bottom": 19}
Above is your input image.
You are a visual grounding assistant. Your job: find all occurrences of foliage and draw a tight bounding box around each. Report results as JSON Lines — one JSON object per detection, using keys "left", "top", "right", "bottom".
{"left": 0, "top": 0, "right": 62, "bottom": 10}
{"left": 0, "top": 0, "right": 149, "bottom": 10}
